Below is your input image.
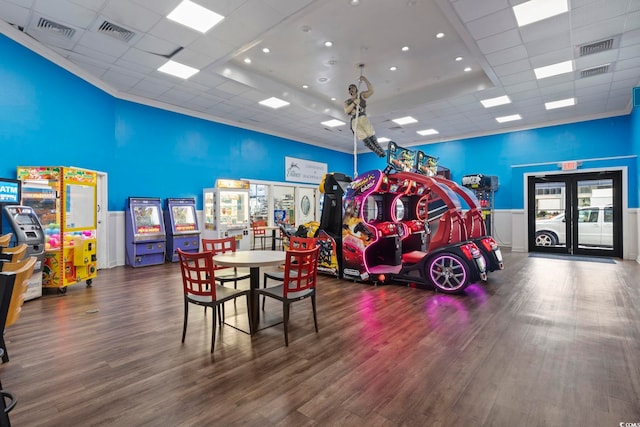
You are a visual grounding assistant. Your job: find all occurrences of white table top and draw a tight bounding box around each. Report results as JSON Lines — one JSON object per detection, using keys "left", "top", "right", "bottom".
{"left": 212, "top": 250, "right": 285, "bottom": 268}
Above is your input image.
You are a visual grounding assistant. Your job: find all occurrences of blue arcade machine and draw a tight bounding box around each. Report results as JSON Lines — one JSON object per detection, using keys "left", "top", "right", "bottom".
{"left": 125, "top": 197, "right": 166, "bottom": 267}
{"left": 163, "top": 198, "right": 200, "bottom": 262}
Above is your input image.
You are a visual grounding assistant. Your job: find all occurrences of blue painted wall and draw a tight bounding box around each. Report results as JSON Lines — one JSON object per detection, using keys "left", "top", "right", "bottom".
{"left": 1, "top": 34, "right": 638, "bottom": 212}
{"left": 1, "top": 35, "right": 353, "bottom": 211}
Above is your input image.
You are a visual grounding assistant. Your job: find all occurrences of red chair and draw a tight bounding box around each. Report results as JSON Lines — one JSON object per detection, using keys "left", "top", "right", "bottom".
{"left": 256, "top": 246, "right": 320, "bottom": 346}
{"left": 262, "top": 236, "right": 316, "bottom": 309}
{"left": 177, "top": 249, "right": 251, "bottom": 353}
{"left": 202, "top": 237, "right": 250, "bottom": 289}
{"left": 251, "top": 220, "right": 269, "bottom": 250}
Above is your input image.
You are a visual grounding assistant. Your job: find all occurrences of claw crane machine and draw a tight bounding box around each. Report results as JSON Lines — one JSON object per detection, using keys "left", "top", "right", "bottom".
{"left": 17, "top": 167, "right": 98, "bottom": 294}
{"left": 203, "top": 179, "right": 250, "bottom": 250}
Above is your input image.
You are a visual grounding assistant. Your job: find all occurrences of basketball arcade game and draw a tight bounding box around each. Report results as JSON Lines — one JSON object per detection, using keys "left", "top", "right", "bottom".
{"left": 163, "top": 198, "right": 200, "bottom": 262}
{"left": 17, "top": 167, "right": 97, "bottom": 293}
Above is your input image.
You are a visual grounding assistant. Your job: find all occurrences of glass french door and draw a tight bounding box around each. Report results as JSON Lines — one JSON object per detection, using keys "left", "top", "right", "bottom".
{"left": 528, "top": 171, "right": 622, "bottom": 258}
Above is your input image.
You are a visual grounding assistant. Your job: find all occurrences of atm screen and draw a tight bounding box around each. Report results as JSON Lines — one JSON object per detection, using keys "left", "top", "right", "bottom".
{"left": 15, "top": 213, "right": 36, "bottom": 225}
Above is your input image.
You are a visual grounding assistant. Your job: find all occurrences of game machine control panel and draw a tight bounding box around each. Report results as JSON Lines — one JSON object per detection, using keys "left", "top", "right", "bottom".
{"left": 163, "top": 198, "right": 200, "bottom": 262}
{"left": 125, "top": 197, "right": 166, "bottom": 267}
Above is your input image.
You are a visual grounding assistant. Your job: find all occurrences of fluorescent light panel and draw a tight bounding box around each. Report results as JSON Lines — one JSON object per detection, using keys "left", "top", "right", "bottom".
{"left": 377, "top": 137, "right": 391, "bottom": 143}
{"left": 534, "top": 60, "right": 573, "bottom": 79}
{"left": 480, "top": 95, "right": 511, "bottom": 108}
{"left": 417, "top": 129, "right": 439, "bottom": 136}
{"left": 496, "top": 114, "right": 522, "bottom": 123}
{"left": 158, "top": 60, "right": 199, "bottom": 79}
{"left": 259, "top": 97, "right": 290, "bottom": 109}
{"left": 392, "top": 116, "right": 418, "bottom": 125}
{"left": 513, "top": 0, "right": 568, "bottom": 27}
{"left": 545, "top": 98, "right": 575, "bottom": 110}
{"left": 167, "top": 0, "right": 225, "bottom": 33}
{"left": 321, "top": 119, "right": 345, "bottom": 127}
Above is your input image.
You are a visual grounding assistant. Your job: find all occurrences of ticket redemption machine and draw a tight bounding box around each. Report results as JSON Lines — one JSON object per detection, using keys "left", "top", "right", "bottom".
{"left": 163, "top": 198, "right": 200, "bottom": 262}
{"left": 203, "top": 179, "right": 250, "bottom": 250}
{"left": 125, "top": 197, "right": 166, "bottom": 267}
{"left": 17, "top": 166, "right": 98, "bottom": 293}
{"left": 461, "top": 174, "right": 498, "bottom": 236}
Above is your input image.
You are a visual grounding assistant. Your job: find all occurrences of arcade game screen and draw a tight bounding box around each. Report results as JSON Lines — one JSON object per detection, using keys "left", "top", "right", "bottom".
{"left": 219, "top": 191, "right": 248, "bottom": 225}
{"left": 415, "top": 151, "right": 438, "bottom": 176}
{"left": 172, "top": 205, "right": 197, "bottom": 232}
{"left": 134, "top": 205, "right": 162, "bottom": 234}
{"left": 388, "top": 142, "right": 415, "bottom": 172}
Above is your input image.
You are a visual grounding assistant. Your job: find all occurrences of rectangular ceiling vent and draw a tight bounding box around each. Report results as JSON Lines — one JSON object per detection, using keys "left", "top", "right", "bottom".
{"left": 580, "top": 64, "right": 610, "bottom": 79}
{"left": 578, "top": 36, "right": 619, "bottom": 57}
{"left": 36, "top": 17, "right": 75, "bottom": 39}
{"left": 98, "top": 21, "right": 135, "bottom": 42}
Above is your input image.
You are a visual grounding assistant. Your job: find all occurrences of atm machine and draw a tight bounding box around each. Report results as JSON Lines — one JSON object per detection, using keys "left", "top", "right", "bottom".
{"left": 125, "top": 197, "right": 167, "bottom": 267}
{"left": 163, "top": 198, "right": 200, "bottom": 262}
{"left": 1, "top": 205, "right": 45, "bottom": 300}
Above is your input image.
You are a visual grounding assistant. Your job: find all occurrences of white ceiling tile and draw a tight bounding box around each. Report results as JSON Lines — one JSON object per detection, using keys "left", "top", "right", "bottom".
{"left": 477, "top": 28, "right": 522, "bottom": 54}
{"left": 452, "top": 0, "right": 510, "bottom": 23}
{"left": 485, "top": 44, "right": 529, "bottom": 66}
{"left": 465, "top": 8, "right": 517, "bottom": 40}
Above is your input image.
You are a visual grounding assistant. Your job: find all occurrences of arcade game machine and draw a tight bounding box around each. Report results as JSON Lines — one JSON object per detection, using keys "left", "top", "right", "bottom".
{"left": 1, "top": 205, "right": 45, "bottom": 300}
{"left": 203, "top": 179, "right": 250, "bottom": 250}
{"left": 312, "top": 172, "right": 352, "bottom": 277}
{"left": 125, "top": 197, "right": 166, "bottom": 267}
{"left": 17, "top": 166, "right": 97, "bottom": 293}
{"left": 163, "top": 198, "right": 200, "bottom": 262}
{"left": 461, "top": 174, "right": 499, "bottom": 236}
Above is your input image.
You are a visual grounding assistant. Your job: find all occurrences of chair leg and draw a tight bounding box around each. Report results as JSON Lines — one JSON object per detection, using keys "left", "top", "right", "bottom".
{"left": 245, "top": 294, "right": 253, "bottom": 333}
{"left": 0, "top": 337, "right": 8, "bottom": 363}
{"left": 283, "top": 301, "right": 290, "bottom": 346}
{"left": 311, "top": 295, "right": 319, "bottom": 333}
{"left": 182, "top": 300, "right": 189, "bottom": 343}
{"left": 211, "top": 305, "right": 217, "bottom": 353}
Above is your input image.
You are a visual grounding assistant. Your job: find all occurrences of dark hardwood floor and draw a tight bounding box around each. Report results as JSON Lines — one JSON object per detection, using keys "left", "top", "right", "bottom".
{"left": 1, "top": 249, "right": 639, "bottom": 426}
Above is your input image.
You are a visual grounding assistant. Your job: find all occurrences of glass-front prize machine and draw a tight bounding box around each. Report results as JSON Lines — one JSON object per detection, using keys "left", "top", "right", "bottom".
{"left": 17, "top": 167, "right": 98, "bottom": 293}
{"left": 203, "top": 179, "right": 250, "bottom": 250}
{"left": 163, "top": 198, "right": 200, "bottom": 262}
{"left": 125, "top": 197, "right": 166, "bottom": 267}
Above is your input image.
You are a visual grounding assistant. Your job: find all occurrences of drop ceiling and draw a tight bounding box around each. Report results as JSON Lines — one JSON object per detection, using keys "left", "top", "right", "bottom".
{"left": 0, "top": 0, "right": 639, "bottom": 154}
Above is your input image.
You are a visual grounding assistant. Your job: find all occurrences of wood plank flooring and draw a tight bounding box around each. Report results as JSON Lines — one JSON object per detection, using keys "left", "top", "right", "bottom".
{"left": 1, "top": 249, "right": 639, "bottom": 426}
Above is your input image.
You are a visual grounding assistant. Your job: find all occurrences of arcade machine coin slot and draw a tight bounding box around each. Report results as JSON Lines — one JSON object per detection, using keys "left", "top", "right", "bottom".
{"left": 164, "top": 198, "right": 200, "bottom": 262}
{"left": 125, "top": 197, "right": 166, "bottom": 267}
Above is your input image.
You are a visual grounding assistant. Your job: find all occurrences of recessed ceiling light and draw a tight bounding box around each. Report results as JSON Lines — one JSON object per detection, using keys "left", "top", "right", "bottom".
{"left": 262, "top": 47, "right": 270, "bottom": 54}
{"left": 259, "top": 97, "right": 290, "bottom": 109}
{"left": 302, "top": 85, "right": 309, "bottom": 89}
{"left": 534, "top": 60, "right": 573, "bottom": 79}
{"left": 464, "top": 67, "right": 472, "bottom": 72}
{"left": 436, "top": 32, "right": 445, "bottom": 38}
{"left": 167, "top": 0, "right": 225, "bottom": 33}
{"left": 243, "top": 58, "right": 251, "bottom": 64}
{"left": 545, "top": 97, "right": 576, "bottom": 110}
{"left": 417, "top": 129, "right": 439, "bottom": 136}
{"left": 324, "top": 41, "right": 333, "bottom": 47}
{"left": 330, "top": 97, "right": 337, "bottom": 101}
{"left": 157, "top": 60, "right": 199, "bottom": 79}
{"left": 455, "top": 56, "right": 463, "bottom": 61}
{"left": 496, "top": 114, "right": 522, "bottom": 123}
{"left": 390, "top": 66, "right": 397, "bottom": 71}
{"left": 392, "top": 116, "right": 418, "bottom": 125}
{"left": 513, "top": 0, "right": 568, "bottom": 27}
{"left": 480, "top": 95, "right": 511, "bottom": 108}
{"left": 349, "top": 0, "right": 361, "bottom": 5}
{"left": 402, "top": 46, "right": 409, "bottom": 52}
{"left": 322, "top": 119, "right": 345, "bottom": 127}
{"left": 377, "top": 137, "right": 391, "bottom": 143}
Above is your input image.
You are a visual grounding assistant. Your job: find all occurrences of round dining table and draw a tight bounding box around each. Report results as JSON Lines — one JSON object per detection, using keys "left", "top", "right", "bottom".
{"left": 212, "top": 250, "right": 286, "bottom": 334}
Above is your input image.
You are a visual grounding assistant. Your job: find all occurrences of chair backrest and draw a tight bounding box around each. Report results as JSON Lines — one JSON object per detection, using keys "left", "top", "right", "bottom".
{"left": 0, "top": 233, "right": 12, "bottom": 248}
{"left": 177, "top": 249, "right": 217, "bottom": 299}
{"left": 463, "top": 209, "right": 487, "bottom": 239}
{"left": 202, "top": 237, "right": 237, "bottom": 271}
{"left": 283, "top": 246, "right": 320, "bottom": 298}
{"left": 3, "top": 256, "right": 36, "bottom": 327}
{"left": 429, "top": 209, "right": 465, "bottom": 251}
{"left": 251, "top": 220, "right": 267, "bottom": 236}
{"left": 0, "top": 243, "right": 27, "bottom": 263}
{"left": 289, "top": 236, "right": 316, "bottom": 249}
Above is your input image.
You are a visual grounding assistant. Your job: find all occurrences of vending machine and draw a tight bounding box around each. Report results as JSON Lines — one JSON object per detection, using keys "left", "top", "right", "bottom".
{"left": 203, "top": 179, "right": 250, "bottom": 250}
{"left": 125, "top": 197, "right": 166, "bottom": 267}
{"left": 1, "top": 205, "right": 45, "bottom": 300}
{"left": 17, "top": 166, "right": 98, "bottom": 293}
{"left": 163, "top": 198, "right": 200, "bottom": 262}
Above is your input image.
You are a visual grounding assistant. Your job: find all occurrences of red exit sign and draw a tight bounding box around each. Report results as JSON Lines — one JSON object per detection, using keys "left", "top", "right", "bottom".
{"left": 561, "top": 161, "right": 578, "bottom": 170}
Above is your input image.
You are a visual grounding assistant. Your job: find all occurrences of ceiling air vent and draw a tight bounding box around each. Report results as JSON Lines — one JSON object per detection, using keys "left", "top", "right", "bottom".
{"left": 36, "top": 17, "right": 75, "bottom": 39}
{"left": 98, "top": 21, "right": 135, "bottom": 42}
{"left": 577, "top": 36, "right": 619, "bottom": 57}
{"left": 580, "top": 64, "right": 610, "bottom": 78}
